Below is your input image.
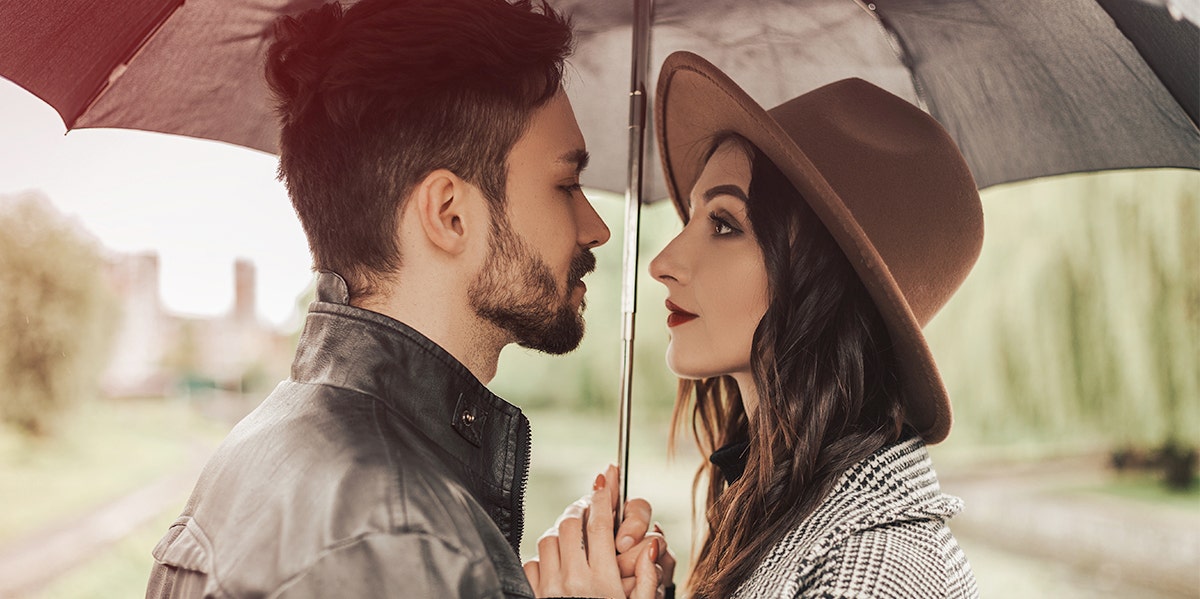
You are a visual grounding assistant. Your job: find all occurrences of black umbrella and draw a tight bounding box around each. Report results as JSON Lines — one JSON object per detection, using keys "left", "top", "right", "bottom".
{"left": 562, "top": 0, "right": 1198, "bottom": 196}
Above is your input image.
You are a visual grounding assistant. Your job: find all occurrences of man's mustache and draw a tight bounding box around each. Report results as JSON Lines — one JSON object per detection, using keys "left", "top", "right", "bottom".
{"left": 567, "top": 250, "right": 597, "bottom": 286}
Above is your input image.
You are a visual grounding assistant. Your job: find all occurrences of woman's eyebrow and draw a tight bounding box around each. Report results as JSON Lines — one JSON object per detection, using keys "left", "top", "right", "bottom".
{"left": 703, "top": 184, "right": 749, "bottom": 204}
{"left": 687, "top": 183, "right": 749, "bottom": 213}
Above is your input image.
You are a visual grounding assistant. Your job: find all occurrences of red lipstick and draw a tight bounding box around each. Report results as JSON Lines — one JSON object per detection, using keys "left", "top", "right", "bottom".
{"left": 665, "top": 300, "right": 698, "bottom": 327}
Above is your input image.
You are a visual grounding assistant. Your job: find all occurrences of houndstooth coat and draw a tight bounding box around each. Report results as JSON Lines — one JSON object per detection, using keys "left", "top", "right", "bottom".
{"left": 730, "top": 437, "right": 979, "bottom": 599}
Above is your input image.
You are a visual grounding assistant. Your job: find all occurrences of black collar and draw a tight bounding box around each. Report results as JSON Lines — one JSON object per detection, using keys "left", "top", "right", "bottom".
{"left": 710, "top": 440, "right": 750, "bottom": 485}
{"left": 290, "top": 271, "right": 531, "bottom": 554}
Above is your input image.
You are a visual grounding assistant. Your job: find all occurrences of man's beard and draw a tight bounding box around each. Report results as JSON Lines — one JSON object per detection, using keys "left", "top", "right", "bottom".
{"left": 468, "top": 215, "right": 596, "bottom": 355}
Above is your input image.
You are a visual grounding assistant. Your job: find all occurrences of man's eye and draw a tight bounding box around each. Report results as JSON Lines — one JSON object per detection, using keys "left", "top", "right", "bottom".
{"left": 560, "top": 183, "right": 583, "bottom": 194}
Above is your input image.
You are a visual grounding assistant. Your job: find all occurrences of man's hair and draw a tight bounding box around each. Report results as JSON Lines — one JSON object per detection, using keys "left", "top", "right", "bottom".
{"left": 265, "top": 0, "right": 573, "bottom": 301}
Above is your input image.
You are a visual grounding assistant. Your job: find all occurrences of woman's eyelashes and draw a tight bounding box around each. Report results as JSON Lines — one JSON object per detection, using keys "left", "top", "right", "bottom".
{"left": 708, "top": 211, "right": 742, "bottom": 236}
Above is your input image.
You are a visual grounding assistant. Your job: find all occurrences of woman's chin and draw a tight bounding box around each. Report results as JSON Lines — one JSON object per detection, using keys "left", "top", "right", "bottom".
{"left": 664, "top": 348, "right": 693, "bottom": 379}
{"left": 665, "top": 346, "right": 721, "bottom": 381}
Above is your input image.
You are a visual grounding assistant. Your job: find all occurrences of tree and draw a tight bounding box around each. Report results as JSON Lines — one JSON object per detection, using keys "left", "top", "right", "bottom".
{"left": 0, "top": 192, "right": 117, "bottom": 435}
{"left": 926, "top": 169, "right": 1199, "bottom": 488}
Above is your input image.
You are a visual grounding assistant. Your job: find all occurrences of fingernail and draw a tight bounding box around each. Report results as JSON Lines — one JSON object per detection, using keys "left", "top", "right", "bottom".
{"left": 593, "top": 473, "right": 605, "bottom": 491}
{"left": 648, "top": 538, "right": 659, "bottom": 562}
{"left": 617, "top": 535, "right": 634, "bottom": 552}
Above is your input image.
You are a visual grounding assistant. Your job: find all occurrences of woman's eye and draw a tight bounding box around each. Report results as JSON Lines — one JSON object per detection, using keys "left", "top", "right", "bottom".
{"left": 709, "top": 213, "right": 738, "bottom": 236}
{"left": 560, "top": 183, "right": 583, "bottom": 195}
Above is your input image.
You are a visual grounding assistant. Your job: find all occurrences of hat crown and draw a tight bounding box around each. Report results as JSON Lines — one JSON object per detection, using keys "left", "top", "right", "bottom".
{"left": 766, "top": 79, "right": 983, "bottom": 326}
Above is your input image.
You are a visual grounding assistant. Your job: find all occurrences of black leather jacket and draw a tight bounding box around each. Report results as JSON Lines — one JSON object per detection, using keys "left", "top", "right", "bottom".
{"left": 147, "top": 272, "right": 535, "bottom": 598}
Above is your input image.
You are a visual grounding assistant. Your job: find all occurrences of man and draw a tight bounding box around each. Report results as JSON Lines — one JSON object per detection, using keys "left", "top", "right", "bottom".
{"left": 146, "top": 0, "right": 659, "bottom": 596}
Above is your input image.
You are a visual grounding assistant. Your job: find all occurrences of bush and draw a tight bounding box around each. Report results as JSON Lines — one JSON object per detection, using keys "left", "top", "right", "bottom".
{"left": 0, "top": 192, "right": 117, "bottom": 435}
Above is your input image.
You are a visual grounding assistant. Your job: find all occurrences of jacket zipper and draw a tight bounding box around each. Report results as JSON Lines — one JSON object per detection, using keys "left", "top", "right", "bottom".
{"left": 511, "top": 414, "right": 532, "bottom": 557}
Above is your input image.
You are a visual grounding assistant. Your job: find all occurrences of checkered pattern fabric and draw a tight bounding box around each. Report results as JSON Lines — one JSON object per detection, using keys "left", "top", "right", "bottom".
{"left": 730, "top": 437, "right": 978, "bottom": 598}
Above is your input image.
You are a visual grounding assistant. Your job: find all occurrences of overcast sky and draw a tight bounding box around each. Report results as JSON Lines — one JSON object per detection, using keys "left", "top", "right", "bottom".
{"left": 0, "top": 78, "right": 314, "bottom": 328}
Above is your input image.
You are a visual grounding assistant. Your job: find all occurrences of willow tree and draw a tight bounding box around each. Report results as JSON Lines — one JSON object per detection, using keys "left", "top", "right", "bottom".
{"left": 927, "top": 170, "right": 1199, "bottom": 474}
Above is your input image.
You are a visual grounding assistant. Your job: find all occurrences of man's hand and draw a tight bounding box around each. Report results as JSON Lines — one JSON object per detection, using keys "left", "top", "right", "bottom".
{"left": 523, "top": 473, "right": 659, "bottom": 598}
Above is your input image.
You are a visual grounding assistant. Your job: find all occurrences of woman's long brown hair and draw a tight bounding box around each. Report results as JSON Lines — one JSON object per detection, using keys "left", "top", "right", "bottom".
{"left": 671, "top": 135, "right": 907, "bottom": 598}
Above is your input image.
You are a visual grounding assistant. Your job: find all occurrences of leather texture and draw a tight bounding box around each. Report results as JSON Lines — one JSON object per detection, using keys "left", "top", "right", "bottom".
{"left": 146, "top": 272, "right": 534, "bottom": 598}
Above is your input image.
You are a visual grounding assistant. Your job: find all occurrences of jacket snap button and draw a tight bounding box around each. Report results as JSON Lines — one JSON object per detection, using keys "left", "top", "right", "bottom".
{"left": 461, "top": 410, "right": 475, "bottom": 426}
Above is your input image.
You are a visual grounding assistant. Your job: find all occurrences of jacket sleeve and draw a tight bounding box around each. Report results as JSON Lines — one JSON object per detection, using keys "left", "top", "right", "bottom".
{"left": 799, "top": 522, "right": 948, "bottom": 599}
{"left": 274, "top": 531, "right": 513, "bottom": 598}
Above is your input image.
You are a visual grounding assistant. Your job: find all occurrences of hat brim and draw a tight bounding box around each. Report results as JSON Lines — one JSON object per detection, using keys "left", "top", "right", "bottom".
{"left": 655, "top": 51, "right": 952, "bottom": 444}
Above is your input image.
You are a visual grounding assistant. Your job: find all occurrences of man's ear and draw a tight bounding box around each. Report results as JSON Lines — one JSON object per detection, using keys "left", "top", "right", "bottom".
{"left": 411, "top": 169, "right": 474, "bottom": 255}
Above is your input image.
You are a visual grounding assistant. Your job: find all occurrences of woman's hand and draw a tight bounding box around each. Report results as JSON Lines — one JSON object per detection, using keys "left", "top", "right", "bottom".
{"left": 523, "top": 473, "right": 660, "bottom": 598}
{"left": 594, "top": 464, "right": 676, "bottom": 598}
{"left": 617, "top": 522, "right": 676, "bottom": 598}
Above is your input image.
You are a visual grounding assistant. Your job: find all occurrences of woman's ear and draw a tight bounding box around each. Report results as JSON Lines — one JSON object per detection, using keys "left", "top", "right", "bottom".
{"left": 411, "top": 169, "right": 473, "bottom": 255}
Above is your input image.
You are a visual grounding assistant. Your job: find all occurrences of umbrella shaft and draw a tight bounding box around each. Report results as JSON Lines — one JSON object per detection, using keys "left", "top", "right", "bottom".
{"left": 616, "top": 0, "right": 653, "bottom": 526}
{"left": 616, "top": 317, "right": 635, "bottom": 524}
{"left": 620, "top": 125, "right": 644, "bottom": 314}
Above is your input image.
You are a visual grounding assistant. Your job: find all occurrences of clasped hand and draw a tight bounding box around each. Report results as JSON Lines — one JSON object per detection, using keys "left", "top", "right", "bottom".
{"left": 523, "top": 465, "right": 676, "bottom": 599}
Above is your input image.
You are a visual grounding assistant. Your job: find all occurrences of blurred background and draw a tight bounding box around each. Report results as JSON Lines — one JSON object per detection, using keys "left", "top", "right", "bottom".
{"left": 0, "top": 72, "right": 1197, "bottom": 598}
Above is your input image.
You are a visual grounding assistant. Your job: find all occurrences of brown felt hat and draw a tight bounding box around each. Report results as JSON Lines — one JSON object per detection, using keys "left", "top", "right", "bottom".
{"left": 655, "top": 51, "right": 984, "bottom": 444}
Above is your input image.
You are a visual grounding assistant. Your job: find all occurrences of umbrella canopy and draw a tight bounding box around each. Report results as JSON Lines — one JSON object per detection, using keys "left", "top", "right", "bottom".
{"left": 0, "top": 0, "right": 1196, "bottom": 197}
{"left": 562, "top": 0, "right": 1199, "bottom": 198}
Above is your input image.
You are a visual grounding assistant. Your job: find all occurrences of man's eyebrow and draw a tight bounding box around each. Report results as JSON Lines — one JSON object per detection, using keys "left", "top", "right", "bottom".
{"left": 559, "top": 148, "right": 590, "bottom": 174}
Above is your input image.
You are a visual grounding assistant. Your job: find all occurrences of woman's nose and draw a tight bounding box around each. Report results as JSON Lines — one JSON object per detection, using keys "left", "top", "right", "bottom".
{"left": 649, "top": 233, "right": 686, "bottom": 284}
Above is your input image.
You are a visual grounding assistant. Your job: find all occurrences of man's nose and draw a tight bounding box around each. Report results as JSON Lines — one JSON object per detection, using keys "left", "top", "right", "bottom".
{"left": 577, "top": 196, "right": 611, "bottom": 249}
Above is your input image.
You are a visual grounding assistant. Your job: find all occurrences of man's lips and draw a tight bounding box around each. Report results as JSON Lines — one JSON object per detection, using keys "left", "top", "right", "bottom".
{"left": 665, "top": 300, "right": 698, "bottom": 327}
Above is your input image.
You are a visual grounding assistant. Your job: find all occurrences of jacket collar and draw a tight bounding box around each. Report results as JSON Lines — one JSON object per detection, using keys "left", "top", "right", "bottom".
{"left": 819, "top": 435, "right": 961, "bottom": 526}
{"left": 290, "top": 271, "right": 531, "bottom": 555}
{"left": 761, "top": 436, "right": 961, "bottom": 578}
{"left": 732, "top": 436, "right": 966, "bottom": 598}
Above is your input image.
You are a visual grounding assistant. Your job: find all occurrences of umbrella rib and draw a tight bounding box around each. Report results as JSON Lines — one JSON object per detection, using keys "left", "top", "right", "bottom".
{"left": 70, "top": 0, "right": 186, "bottom": 128}
{"left": 862, "top": 5, "right": 931, "bottom": 113}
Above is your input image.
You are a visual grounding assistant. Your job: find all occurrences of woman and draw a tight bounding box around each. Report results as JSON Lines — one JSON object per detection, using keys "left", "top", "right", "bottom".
{"left": 648, "top": 52, "right": 983, "bottom": 598}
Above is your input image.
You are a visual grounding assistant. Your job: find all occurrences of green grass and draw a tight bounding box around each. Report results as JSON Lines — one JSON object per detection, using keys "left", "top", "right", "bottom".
{"left": 11, "top": 406, "right": 1191, "bottom": 598}
{"left": 31, "top": 496, "right": 190, "bottom": 599}
{"left": 1080, "top": 473, "right": 1200, "bottom": 511}
{"left": 7, "top": 404, "right": 701, "bottom": 596}
{"left": 0, "top": 397, "right": 226, "bottom": 545}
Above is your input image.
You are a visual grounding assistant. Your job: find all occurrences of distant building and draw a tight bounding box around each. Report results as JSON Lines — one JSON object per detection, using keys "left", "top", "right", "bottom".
{"left": 101, "top": 253, "right": 294, "bottom": 398}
